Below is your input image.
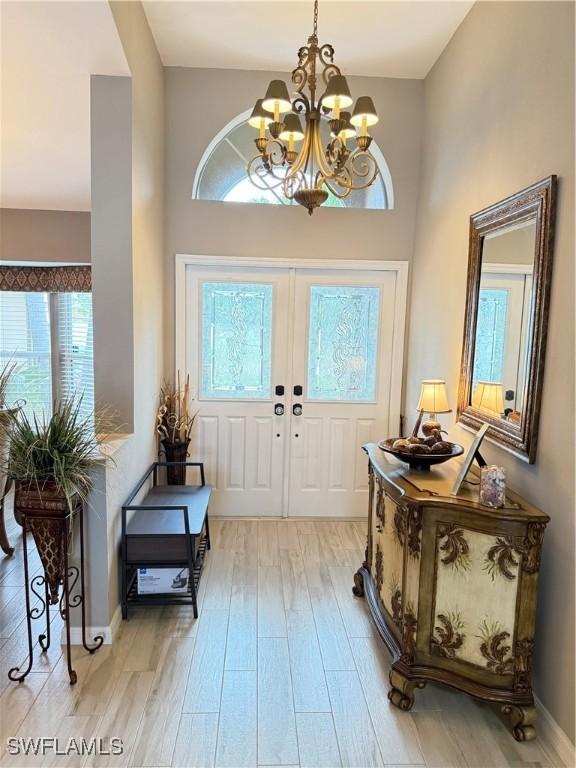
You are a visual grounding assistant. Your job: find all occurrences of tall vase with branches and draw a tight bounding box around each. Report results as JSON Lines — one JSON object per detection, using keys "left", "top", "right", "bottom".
{"left": 156, "top": 373, "right": 197, "bottom": 485}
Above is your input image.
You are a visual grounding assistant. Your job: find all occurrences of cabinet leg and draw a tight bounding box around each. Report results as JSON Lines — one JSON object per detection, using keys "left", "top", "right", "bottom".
{"left": 502, "top": 704, "right": 537, "bottom": 742}
{"left": 388, "top": 668, "right": 424, "bottom": 712}
{"left": 352, "top": 568, "right": 365, "bottom": 598}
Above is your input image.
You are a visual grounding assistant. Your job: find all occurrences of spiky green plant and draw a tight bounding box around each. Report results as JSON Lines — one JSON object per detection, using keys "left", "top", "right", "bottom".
{"left": 5, "top": 398, "right": 113, "bottom": 509}
{"left": 0, "top": 360, "right": 17, "bottom": 408}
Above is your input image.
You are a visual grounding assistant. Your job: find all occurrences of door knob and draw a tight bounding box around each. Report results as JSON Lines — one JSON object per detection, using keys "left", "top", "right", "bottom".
{"left": 274, "top": 403, "right": 285, "bottom": 416}
{"left": 292, "top": 403, "right": 303, "bottom": 416}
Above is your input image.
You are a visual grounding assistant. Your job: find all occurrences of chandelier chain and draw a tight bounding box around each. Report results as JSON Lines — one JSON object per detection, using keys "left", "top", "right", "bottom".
{"left": 313, "top": 0, "right": 318, "bottom": 39}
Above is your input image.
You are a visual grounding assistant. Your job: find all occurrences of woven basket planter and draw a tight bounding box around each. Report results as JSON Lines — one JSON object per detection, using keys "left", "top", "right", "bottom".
{"left": 14, "top": 482, "right": 80, "bottom": 605}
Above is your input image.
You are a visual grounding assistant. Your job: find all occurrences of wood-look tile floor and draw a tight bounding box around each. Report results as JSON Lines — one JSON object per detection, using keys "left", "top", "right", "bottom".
{"left": 0, "top": 509, "right": 566, "bottom": 768}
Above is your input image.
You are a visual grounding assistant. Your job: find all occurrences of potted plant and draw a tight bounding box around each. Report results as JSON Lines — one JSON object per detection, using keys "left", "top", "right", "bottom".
{"left": 156, "top": 373, "right": 197, "bottom": 485}
{"left": 6, "top": 399, "right": 108, "bottom": 605}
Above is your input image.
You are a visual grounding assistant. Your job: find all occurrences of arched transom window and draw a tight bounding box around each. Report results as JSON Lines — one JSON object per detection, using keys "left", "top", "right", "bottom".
{"left": 192, "top": 110, "right": 394, "bottom": 210}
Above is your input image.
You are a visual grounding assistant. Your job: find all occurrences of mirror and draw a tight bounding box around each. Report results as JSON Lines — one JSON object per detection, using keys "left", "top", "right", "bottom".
{"left": 457, "top": 176, "right": 557, "bottom": 462}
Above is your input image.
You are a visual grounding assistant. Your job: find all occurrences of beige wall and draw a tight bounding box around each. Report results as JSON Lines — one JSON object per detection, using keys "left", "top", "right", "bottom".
{"left": 407, "top": 1, "right": 574, "bottom": 739}
{"left": 98, "top": 1, "right": 165, "bottom": 620}
{"left": 91, "top": 75, "right": 134, "bottom": 432}
{"left": 0, "top": 208, "right": 90, "bottom": 263}
{"left": 164, "top": 66, "right": 423, "bottom": 373}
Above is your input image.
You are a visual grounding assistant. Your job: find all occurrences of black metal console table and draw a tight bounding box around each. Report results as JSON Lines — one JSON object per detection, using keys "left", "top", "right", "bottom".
{"left": 121, "top": 462, "right": 211, "bottom": 620}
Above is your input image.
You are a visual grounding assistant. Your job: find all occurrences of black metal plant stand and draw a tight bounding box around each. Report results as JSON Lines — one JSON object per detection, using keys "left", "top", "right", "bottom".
{"left": 8, "top": 504, "right": 103, "bottom": 685}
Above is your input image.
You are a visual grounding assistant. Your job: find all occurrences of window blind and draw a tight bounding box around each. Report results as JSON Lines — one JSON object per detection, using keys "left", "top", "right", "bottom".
{"left": 0, "top": 291, "right": 53, "bottom": 418}
{"left": 0, "top": 290, "right": 94, "bottom": 421}
{"left": 57, "top": 293, "right": 95, "bottom": 420}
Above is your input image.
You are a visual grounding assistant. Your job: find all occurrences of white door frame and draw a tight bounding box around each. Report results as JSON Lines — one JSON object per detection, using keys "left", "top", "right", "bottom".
{"left": 174, "top": 254, "right": 409, "bottom": 490}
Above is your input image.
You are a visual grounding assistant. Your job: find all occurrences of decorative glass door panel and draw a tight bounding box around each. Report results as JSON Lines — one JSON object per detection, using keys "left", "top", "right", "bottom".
{"left": 201, "top": 282, "right": 273, "bottom": 399}
{"left": 289, "top": 270, "right": 396, "bottom": 517}
{"left": 186, "top": 268, "right": 290, "bottom": 517}
{"left": 472, "top": 288, "right": 508, "bottom": 388}
{"left": 183, "top": 263, "right": 403, "bottom": 518}
{"left": 473, "top": 273, "right": 529, "bottom": 412}
{"left": 307, "top": 285, "right": 380, "bottom": 401}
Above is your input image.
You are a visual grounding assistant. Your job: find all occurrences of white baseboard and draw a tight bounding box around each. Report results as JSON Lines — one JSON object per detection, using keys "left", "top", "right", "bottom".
{"left": 60, "top": 604, "right": 122, "bottom": 646}
{"left": 535, "top": 694, "right": 575, "bottom": 767}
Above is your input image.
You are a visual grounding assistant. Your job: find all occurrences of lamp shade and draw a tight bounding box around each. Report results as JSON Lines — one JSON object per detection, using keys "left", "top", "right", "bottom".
{"left": 350, "top": 96, "right": 379, "bottom": 127}
{"left": 416, "top": 380, "right": 451, "bottom": 414}
{"left": 322, "top": 75, "right": 353, "bottom": 110}
{"left": 472, "top": 381, "right": 504, "bottom": 415}
{"left": 334, "top": 111, "right": 356, "bottom": 139}
{"left": 262, "top": 80, "right": 292, "bottom": 114}
{"left": 279, "top": 113, "right": 304, "bottom": 142}
{"left": 248, "top": 99, "right": 272, "bottom": 128}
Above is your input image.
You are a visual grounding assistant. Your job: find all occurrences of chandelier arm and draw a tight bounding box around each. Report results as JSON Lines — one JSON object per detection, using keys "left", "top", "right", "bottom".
{"left": 292, "top": 93, "right": 310, "bottom": 115}
{"left": 347, "top": 150, "right": 380, "bottom": 188}
{"left": 283, "top": 170, "right": 307, "bottom": 200}
{"left": 326, "top": 137, "right": 349, "bottom": 168}
{"left": 311, "top": 119, "right": 337, "bottom": 179}
{"left": 329, "top": 165, "right": 354, "bottom": 192}
{"left": 318, "top": 45, "right": 342, "bottom": 88}
{"left": 259, "top": 139, "right": 286, "bottom": 168}
{"left": 292, "top": 65, "right": 309, "bottom": 96}
{"left": 285, "top": 122, "right": 313, "bottom": 180}
{"left": 318, "top": 43, "right": 335, "bottom": 66}
{"left": 323, "top": 176, "right": 353, "bottom": 199}
{"left": 296, "top": 46, "right": 310, "bottom": 68}
{"left": 247, "top": 154, "right": 288, "bottom": 190}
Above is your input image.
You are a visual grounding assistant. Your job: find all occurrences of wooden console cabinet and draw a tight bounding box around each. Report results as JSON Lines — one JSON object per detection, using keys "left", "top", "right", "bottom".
{"left": 354, "top": 443, "right": 549, "bottom": 741}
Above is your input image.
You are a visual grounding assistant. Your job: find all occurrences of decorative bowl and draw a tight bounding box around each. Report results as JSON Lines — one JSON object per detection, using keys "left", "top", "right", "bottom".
{"left": 378, "top": 438, "right": 464, "bottom": 471}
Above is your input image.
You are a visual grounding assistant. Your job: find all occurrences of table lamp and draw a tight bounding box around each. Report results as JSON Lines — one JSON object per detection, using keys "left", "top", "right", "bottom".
{"left": 472, "top": 381, "right": 504, "bottom": 416}
{"left": 412, "top": 379, "right": 451, "bottom": 437}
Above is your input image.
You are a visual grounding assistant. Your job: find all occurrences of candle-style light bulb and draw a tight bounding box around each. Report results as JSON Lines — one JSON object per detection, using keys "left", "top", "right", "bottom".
{"left": 334, "top": 96, "right": 341, "bottom": 120}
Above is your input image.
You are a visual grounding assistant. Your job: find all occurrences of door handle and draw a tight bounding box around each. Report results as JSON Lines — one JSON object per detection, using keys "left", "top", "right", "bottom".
{"left": 274, "top": 403, "right": 285, "bottom": 416}
{"left": 292, "top": 403, "right": 303, "bottom": 416}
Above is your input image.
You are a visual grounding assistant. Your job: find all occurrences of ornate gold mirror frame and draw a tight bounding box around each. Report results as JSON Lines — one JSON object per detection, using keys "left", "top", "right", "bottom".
{"left": 457, "top": 176, "right": 557, "bottom": 463}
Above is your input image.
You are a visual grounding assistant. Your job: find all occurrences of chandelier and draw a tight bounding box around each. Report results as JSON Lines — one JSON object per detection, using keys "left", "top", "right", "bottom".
{"left": 247, "top": 0, "right": 380, "bottom": 215}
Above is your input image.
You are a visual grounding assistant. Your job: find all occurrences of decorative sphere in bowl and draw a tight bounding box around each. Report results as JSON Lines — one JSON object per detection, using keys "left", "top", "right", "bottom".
{"left": 378, "top": 437, "right": 464, "bottom": 471}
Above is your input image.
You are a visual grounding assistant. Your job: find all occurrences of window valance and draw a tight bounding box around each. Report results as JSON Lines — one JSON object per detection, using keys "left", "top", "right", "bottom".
{"left": 0, "top": 265, "right": 91, "bottom": 293}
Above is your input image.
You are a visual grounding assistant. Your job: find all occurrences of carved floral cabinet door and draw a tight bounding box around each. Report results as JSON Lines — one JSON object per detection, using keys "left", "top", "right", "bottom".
{"left": 422, "top": 519, "right": 521, "bottom": 678}
{"left": 371, "top": 477, "right": 405, "bottom": 641}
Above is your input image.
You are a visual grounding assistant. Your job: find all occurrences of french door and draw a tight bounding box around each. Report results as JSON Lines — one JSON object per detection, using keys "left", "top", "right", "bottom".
{"left": 180, "top": 259, "right": 406, "bottom": 518}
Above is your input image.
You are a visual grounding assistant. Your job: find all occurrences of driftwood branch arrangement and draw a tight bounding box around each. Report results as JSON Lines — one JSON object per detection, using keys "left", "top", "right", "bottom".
{"left": 156, "top": 372, "right": 197, "bottom": 444}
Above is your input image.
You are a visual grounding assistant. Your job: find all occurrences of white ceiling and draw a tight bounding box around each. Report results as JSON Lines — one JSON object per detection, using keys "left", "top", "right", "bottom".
{"left": 0, "top": 1, "right": 129, "bottom": 212}
{"left": 1, "top": 0, "right": 473, "bottom": 212}
{"left": 143, "top": 1, "right": 474, "bottom": 78}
